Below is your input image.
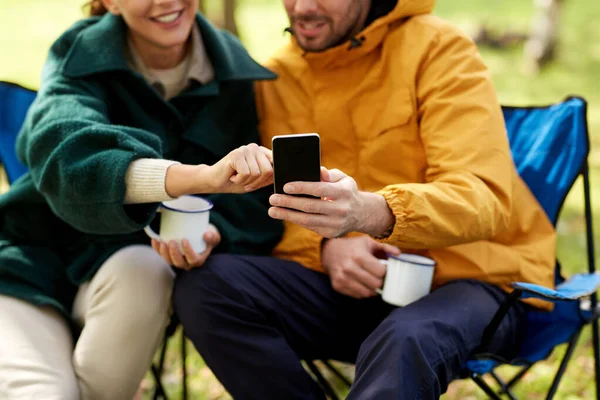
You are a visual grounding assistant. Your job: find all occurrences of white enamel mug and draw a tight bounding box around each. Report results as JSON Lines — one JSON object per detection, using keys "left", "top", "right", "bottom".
{"left": 376, "top": 253, "right": 436, "bottom": 307}
{"left": 144, "top": 195, "right": 213, "bottom": 254}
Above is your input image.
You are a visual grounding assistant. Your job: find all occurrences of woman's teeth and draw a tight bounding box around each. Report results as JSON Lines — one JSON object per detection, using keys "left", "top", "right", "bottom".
{"left": 155, "top": 12, "right": 181, "bottom": 23}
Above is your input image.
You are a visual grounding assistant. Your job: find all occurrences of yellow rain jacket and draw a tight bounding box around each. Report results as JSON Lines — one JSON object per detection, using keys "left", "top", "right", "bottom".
{"left": 256, "top": 0, "right": 556, "bottom": 309}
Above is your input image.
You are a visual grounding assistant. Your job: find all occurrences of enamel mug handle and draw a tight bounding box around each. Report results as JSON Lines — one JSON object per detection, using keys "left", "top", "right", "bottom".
{"left": 143, "top": 207, "right": 163, "bottom": 241}
{"left": 375, "top": 259, "right": 389, "bottom": 295}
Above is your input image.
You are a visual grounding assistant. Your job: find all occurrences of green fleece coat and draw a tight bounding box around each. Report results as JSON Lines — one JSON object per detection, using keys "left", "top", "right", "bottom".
{"left": 0, "top": 13, "right": 282, "bottom": 320}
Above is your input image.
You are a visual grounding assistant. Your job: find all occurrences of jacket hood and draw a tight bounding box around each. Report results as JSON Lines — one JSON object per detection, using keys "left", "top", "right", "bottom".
{"left": 293, "top": 0, "right": 436, "bottom": 68}
{"left": 372, "top": 0, "right": 436, "bottom": 28}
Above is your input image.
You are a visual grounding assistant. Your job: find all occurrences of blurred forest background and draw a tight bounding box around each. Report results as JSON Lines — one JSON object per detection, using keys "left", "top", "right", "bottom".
{"left": 1, "top": 0, "right": 600, "bottom": 398}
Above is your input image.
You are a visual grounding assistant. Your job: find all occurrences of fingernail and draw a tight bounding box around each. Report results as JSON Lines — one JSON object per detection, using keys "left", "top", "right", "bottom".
{"left": 270, "top": 195, "right": 280, "bottom": 205}
{"left": 284, "top": 184, "right": 294, "bottom": 193}
{"left": 268, "top": 208, "right": 279, "bottom": 218}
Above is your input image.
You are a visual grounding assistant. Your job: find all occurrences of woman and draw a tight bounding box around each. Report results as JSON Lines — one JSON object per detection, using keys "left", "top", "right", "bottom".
{"left": 0, "top": 0, "right": 282, "bottom": 398}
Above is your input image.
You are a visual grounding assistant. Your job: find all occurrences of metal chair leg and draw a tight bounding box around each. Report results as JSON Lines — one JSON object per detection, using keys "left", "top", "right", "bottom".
{"left": 546, "top": 330, "right": 581, "bottom": 400}
{"left": 490, "top": 370, "right": 518, "bottom": 400}
{"left": 181, "top": 329, "right": 188, "bottom": 400}
{"left": 153, "top": 334, "right": 170, "bottom": 400}
{"left": 322, "top": 360, "right": 353, "bottom": 388}
{"left": 506, "top": 364, "right": 532, "bottom": 390}
{"left": 594, "top": 318, "right": 600, "bottom": 400}
{"left": 306, "top": 361, "right": 340, "bottom": 400}
{"left": 471, "top": 373, "right": 503, "bottom": 400}
{"left": 151, "top": 365, "right": 167, "bottom": 400}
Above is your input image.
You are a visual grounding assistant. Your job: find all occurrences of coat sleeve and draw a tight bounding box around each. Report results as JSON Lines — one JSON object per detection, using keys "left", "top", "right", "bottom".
{"left": 208, "top": 83, "right": 283, "bottom": 257}
{"left": 376, "top": 24, "right": 513, "bottom": 249}
{"left": 16, "top": 48, "right": 163, "bottom": 235}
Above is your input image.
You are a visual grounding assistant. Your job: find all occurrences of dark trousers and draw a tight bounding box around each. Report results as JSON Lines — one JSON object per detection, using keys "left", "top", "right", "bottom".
{"left": 173, "top": 254, "right": 526, "bottom": 400}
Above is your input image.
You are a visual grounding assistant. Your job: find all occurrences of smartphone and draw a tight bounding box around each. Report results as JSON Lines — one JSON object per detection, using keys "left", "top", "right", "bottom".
{"left": 272, "top": 133, "right": 321, "bottom": 196}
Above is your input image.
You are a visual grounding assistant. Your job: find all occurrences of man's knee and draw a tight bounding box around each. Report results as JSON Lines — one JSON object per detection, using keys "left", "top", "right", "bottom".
{"left": 358, "top": 307, "right": 466, "bottom": 377}
{"left": 362, "top": 313, "right": 431, "bottom": 354}
{"left": 174, "top": 254, "right": 250, "bottom": 328}
{"left": 175, "top": 253, "right": 244, "bottom": 297}
{"left": 357, "top": 307, "right": 473, "bottom": 393}
{"left": 352, "top": 313, "right": 456, "bottom": 398}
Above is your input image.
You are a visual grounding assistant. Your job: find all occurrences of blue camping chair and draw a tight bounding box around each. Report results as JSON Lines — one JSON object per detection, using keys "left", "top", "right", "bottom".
{"left": 309, "top": 96, "right": 600, "bottom": 400}
{"left": 0, "top": 81, "right": 34, "bottom": 182}
{"left": 0, "top": 80, "right": 187, "bottom": 400}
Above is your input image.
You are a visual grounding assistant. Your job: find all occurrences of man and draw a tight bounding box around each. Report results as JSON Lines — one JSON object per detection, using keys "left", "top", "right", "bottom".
{"left": 174, "top": 0, "right": 556, "bottom": 398}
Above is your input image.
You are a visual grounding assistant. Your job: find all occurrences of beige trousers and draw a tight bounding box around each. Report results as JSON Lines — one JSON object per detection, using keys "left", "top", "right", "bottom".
{"left": 0, "top": 245, "right": 174, "bottom": 400}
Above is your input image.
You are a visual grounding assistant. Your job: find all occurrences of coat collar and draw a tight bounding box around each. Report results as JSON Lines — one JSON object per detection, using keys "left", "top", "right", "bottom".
{"left": 62, "top": 13, "right": 275, "bottom": 82}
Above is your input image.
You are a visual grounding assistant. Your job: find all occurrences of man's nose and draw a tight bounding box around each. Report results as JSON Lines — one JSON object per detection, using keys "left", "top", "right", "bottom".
{"left": 294, "top": 0, "right": 319, "bottom": 14}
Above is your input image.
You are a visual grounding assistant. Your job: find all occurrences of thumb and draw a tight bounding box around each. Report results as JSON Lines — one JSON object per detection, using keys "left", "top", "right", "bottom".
{"left": 204, "top": 225, "right": 221, "bottom": 246}
{"left": 372, "top": 240, "right": 401, "bottom": 257}
{"left": 320, "top": 166, "right": 330, "bottom": 182}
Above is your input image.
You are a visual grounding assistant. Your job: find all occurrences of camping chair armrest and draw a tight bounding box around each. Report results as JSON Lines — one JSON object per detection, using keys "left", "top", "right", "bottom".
{"left": 512, "top": 273, "right": 600, "bottom": 302}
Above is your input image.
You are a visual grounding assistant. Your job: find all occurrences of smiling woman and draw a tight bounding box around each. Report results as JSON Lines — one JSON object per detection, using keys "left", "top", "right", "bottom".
{"left": 0, "top": 0, "right": 282, "bottom": 398}
{"left": 86, "top": 0, "right": 198, "bottom": 68}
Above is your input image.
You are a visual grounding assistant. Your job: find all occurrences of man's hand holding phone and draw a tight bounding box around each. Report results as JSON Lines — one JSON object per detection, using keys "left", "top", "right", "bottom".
{"left": 269, "top": 167, "right": 386, "bottom": 238}
{"left": 269, "top": 133, "right": 395, "bottom": 238}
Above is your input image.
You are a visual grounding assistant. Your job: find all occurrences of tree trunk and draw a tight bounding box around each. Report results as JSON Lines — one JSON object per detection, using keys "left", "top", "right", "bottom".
{"left": 223, "top": 0, "right": 238, "bottom": 36}
{"left": 198, "top": 0, "right": 238, "bottom": 36}
{"left": 524, "top": 0, "right": 563, "bottom": 73}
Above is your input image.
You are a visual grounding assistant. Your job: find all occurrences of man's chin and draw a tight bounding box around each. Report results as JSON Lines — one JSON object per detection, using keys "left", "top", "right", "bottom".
{"left": 296, "top": 37, "right": 330, "bottom": 53}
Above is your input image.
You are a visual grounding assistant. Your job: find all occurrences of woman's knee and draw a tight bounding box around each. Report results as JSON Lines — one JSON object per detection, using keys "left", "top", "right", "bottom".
{"left": 0, "top": 296, "right": 79, "bottom": 400}
{"left": 99, "top": 245, "right": 174, "bottom": 294}
{"left": 93, "top": 245, "right": 175, "bottom": 321}
{"left": 0, "top": 377, "right": 79, "bottom": 400}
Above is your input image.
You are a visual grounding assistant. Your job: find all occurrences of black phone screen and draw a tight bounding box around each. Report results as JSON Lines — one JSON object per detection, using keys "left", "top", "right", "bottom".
{"left": 272, "top": 133, "right": 321, "bottom": 196}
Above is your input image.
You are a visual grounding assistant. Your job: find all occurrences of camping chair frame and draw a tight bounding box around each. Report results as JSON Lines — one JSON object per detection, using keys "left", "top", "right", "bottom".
{"left": 151, "top": 322, "right": 189, "bottom": 400}
{"left": 466, "top": 160, "right": 599, "bottom": 400}
{"left": 307, "top": 97, "right": 600, "bottom": 400}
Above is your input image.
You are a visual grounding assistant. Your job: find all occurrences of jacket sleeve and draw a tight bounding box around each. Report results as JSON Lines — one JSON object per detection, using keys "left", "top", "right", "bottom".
{"left": 376, "top": 24, "right": 513, "bottom": 249}
{"left": 209, "top": 83, "right": 283, "bottom": 256}
{"left": 16, "top": 50, "right": 163, "bottom": 235}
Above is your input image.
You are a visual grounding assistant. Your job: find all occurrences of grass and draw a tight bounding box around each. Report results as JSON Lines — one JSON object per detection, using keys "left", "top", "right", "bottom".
{"left": 2, "top": 0, "right": 600, "bottom": 399}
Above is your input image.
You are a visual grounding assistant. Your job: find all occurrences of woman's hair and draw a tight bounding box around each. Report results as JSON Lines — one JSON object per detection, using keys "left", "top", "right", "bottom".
{"left": 85, "top": 1, "right": 109, "bottom": 17}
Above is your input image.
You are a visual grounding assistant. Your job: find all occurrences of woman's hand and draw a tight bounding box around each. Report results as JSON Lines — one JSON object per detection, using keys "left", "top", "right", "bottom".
{"left": 151, "top": 224, "right": 221, "bottom": 270}
{"left": 206, "top": 143, "right": 274, "bottom": 193}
